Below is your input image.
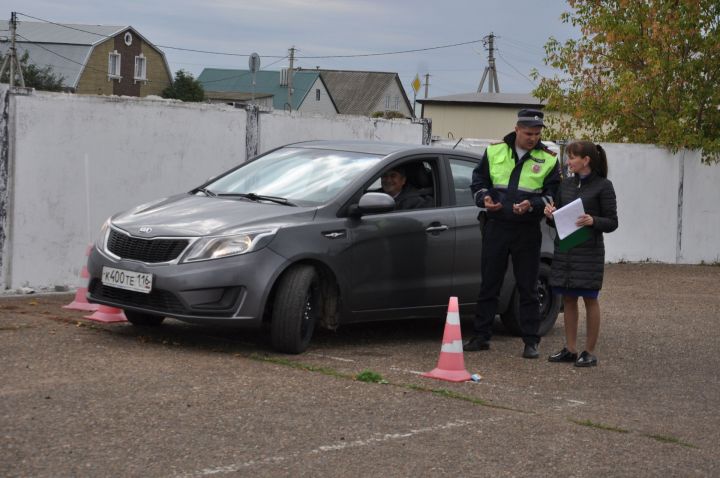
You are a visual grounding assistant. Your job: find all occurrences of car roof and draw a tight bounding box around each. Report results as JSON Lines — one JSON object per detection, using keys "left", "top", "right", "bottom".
{"left": 285, "top": 140, "right": 484, "bottom": 159}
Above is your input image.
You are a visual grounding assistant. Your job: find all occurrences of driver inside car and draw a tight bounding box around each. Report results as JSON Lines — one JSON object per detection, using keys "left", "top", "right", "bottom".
{"left": 380, "top": 166, "right": 433, "bottom": 210}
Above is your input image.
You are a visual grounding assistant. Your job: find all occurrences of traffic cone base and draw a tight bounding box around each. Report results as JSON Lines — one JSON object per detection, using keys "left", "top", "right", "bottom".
{"left": 422, "top": 297, "right": 472, "bottom": 382}
{"left": 84, "top": 305, "right": 127, "bottom": 323}
{"left": 63, "top": 244, "right": 98, "bottom": 311}
{"left": 62, "top": 287, "right": 99, "bottom": 312}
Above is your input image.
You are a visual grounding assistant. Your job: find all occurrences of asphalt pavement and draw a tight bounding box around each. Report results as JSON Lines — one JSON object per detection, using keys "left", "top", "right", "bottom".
{"left": 1, "top": 263, "right": 718, "bottom": 477}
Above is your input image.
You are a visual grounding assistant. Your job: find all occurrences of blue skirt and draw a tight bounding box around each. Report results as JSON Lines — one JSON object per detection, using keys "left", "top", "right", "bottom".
{"left": 552, "top": 287, "right": 600, "bottom": 299}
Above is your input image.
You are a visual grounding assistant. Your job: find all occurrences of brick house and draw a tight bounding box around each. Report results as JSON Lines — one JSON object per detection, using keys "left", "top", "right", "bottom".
{"left": 0, "top": 20, "right": 173, "bottom": 97}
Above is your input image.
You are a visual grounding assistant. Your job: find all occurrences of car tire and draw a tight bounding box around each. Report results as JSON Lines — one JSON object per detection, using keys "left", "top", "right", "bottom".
{"left": 271, "top": 265, "right": 319, "bottom": 354}
{"left": 500, "top": 262, "right": 560, "bottom": 337}
{"left": 125, "top": 310, "right": 165, "bottom": 326}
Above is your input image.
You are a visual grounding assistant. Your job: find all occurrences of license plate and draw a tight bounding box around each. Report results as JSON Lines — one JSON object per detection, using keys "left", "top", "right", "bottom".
{"left": 101, "top": 266, "right": 153, "bottom": 294}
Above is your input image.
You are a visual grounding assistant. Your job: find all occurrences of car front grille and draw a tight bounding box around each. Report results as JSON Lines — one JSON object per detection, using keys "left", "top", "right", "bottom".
{"left": 89, "top": 280, "right": 186, "bottom": 315}
{"left": 107, "top": 229, "right": 189, "bottom": 263}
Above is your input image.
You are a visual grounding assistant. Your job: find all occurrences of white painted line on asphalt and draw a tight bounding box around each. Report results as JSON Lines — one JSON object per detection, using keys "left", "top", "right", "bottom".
{"left": 566, "top": 399, "right": 586, "bottom": 406}
{"left": 389, "top": 366, "right": 424, "bottom": 375}
{"left": 181, "top": 418, "right": 504, "bottom": 477}
{"left": 307, "top": 353, "right": 355, "bottom": 362}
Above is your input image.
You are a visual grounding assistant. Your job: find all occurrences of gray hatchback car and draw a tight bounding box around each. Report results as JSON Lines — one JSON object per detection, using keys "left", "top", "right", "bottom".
{"left": 87, "top": 140, "right": 560, "bottom": 353}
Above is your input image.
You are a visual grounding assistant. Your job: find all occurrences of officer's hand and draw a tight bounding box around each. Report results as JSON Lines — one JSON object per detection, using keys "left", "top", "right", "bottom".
{"left": 484, "top": 195, "right": 502, "bottom": 212}
{"left": 512, "top": 200, "right": 531, "bottom": 215}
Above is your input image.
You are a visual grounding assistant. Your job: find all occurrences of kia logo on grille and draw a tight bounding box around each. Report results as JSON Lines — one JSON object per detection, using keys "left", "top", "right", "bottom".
{"left": 139, "top": 226, "right": 153, "bottom": 234}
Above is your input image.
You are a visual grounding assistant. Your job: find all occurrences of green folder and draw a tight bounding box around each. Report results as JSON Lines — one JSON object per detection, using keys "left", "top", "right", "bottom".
{"left": 558, "top": 226, "right": 592, "bottom": 252}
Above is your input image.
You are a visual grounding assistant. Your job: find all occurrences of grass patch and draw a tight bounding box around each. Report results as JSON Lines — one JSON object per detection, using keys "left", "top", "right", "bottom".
{"left": 355, "top": 370, "right": 387, "bottom": 384}
{"left": 407, "top": 384, "right": 529, "bottom": 413}
{"left": 569, "top": 418, "right": 629, "bottom": 434}
{"left": 644, "top": 434, "right": 697, "bottom": 448}
{"left": 248, "top": 353, "right": 353, "bottom": 380}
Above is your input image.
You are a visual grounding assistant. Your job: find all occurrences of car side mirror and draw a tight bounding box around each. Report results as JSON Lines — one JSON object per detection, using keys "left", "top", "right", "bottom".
{"left": 350, "top": 192, "right": 396, "bottom": 217}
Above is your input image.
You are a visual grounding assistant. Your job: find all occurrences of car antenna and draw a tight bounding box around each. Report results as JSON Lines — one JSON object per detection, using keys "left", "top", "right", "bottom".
{"left": 452, "top": 138, "right": 464, "bottom": 149}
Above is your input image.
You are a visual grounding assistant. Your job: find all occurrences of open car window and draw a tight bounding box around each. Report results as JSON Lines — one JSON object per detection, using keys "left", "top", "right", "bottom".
{"left": 364, "top": 159, "right": 437, "bottom": 211}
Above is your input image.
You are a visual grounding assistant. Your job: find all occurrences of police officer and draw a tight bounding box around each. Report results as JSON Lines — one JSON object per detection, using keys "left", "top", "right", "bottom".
{"left": 464, "top": 109, "right": 561, "bottom": 358}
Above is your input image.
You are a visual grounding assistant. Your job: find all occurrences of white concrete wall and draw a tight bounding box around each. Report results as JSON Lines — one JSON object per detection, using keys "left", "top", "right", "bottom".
{"left": 8, "top": 91, "right": 248, "bottom": 290}
{"left": 603, "top": 144, "right": 680, "bottom": 263}
{"left": 680, "top": 150, "right": 720, "bottom": 263}
{"left": 259, "top": 112, "right": 421, "bottom": 154}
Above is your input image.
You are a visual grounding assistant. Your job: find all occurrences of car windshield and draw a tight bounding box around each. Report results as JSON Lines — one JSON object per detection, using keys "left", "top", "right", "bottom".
{"left": 206, "top": 147, "right": 382, "bottom": 206}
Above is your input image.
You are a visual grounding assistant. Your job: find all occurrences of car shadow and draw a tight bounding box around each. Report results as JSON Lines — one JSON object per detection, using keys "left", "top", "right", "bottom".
{"left": 99, "top": 315, "right": 519, "bottom": 356}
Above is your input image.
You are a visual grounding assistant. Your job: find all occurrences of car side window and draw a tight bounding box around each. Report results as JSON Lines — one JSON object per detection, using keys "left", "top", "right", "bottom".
{"left": 364, "top": 159, "right": 437, "bottom": 211}
{"left": 449, "top": 158, "right": 477, "bottom": 207}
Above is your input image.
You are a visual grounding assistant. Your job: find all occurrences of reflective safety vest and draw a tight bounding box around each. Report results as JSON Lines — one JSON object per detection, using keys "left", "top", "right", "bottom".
{"left": 486, "top": 143, "right": 557, "bottom": 193}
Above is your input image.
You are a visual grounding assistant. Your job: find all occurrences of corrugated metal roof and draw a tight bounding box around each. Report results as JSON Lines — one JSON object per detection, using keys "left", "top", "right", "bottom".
{"left": 317, "top": 70, "right": 412, "bottom": 115}
{"left": 197, "top": 68, "right": 324, "bottom": 111}
{"left": 0, "top": 42, "right": 90, "bottom": 87}
{"left": 418, "top": 92, "right": 544, "bottom": 106}
{"left": 3, "top": 20, "right": 125, "bottom": 46}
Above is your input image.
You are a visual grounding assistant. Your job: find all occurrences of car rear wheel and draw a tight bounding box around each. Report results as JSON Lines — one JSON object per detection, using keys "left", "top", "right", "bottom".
{"left": 500, "top": 262, "right": 560, "bottom": 337}
{"left": 271, "top": 265, "right": 319, "bottom": 354}
{"left": 124, "top": 310, "right": 165, "bottom": 326}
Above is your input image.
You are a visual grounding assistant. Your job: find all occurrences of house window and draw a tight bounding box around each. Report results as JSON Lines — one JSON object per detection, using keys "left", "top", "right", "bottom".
{"left": 108, "top": 51, "right": 121, "bottom": 79}
{"left": 316, "top": 89, "right": 321, "bottom": 101}
{"left": 385, "top": 95, "right": 391, "bottom": 109}
{"left": 393, "top": 96, "right": 400, "bottom": 110}
{"left": 134, "top": 54, "right": 147, "bottom": 82}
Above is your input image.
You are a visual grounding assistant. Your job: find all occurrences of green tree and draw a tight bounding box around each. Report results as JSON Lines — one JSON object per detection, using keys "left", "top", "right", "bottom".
{"left": 162, "top": 70, "right": 205, "bottom": 102}
{"left": 0, "top": 52, "right": 65, "bottom": 91}
{"left": 533, "top": 0, "right": 720, "bottom": 163}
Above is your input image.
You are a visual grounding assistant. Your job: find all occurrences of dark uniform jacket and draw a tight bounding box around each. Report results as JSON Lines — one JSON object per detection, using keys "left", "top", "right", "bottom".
{"left": 470, "top": 132, "right": 561, "bottom": 224}
{"left": 549, "top": 171, "right": 618, "bottom": 290}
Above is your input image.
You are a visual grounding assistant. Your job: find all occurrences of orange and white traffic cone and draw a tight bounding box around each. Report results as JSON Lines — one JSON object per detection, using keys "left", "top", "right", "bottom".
{"left": 62, "top": 244, "right": 99, "bottom": 312}
{"left": 422, "top": 296, "right": 472, "bottom": 382}
{"left": 84, "top": 305, "right": 127, "bottom": 323}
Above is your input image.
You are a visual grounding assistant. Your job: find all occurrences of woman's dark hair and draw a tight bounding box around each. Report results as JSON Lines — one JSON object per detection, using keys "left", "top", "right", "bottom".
{"left": 566, "top": 141, "right": 608, "bottom": 178}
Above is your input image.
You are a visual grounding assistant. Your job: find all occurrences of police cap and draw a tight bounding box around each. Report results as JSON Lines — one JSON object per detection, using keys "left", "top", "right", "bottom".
{"left": 517, "top": 109, "right": 545, "bottom": 127}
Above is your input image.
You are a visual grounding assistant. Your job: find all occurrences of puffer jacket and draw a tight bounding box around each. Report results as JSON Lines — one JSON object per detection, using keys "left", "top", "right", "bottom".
{"left": 549, "top": 172, "right": 618, "bottom": 290}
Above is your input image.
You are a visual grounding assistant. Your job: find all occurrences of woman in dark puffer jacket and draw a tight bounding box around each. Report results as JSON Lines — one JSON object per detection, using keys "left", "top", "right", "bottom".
{"left": 543, "top": 141, "right": 618, "bottom": 367}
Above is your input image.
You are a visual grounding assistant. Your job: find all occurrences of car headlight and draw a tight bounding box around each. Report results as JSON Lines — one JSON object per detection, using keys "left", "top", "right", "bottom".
{"left": 181, "top": 229, "right": 277, "bottom": 263}
{"left": 96, "top": 218, "right": 112, "bottom": 251}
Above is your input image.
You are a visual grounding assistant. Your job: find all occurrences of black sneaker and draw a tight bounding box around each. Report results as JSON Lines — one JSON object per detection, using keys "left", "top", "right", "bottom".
{"left": 463, "top": 336, "right": 490, "bottom": 351}
{"left": 548, "top": 347, "right": 578, "bottom": 363}
{"left": 574, "top": 351, "right": 598, "bottom": 367}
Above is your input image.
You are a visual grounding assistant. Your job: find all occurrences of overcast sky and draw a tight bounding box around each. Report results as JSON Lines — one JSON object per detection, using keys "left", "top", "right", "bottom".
{"left": 3, "top": 0, "right": 579, "bottom": 97}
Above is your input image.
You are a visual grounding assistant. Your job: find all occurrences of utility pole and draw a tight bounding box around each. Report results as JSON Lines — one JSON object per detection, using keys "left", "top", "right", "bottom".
{"left": 423, "top": 73, "right": 430, "bottom": 98}
{"left": 0, "top": 12, "right": 26, "bottom": 87}
{"left": 477, "top": 32, "right": 499, "bottom": 93}
{"left": 287, "top": 46, "right": 295, "bottom": 112}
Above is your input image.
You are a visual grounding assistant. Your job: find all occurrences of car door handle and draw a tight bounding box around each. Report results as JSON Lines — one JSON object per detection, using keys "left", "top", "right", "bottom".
{"left": 425, "top": 225, "right": 449, "bottom": 233}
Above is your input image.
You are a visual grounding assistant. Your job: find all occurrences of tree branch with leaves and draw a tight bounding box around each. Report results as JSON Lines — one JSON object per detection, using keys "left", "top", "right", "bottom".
{"left": 533, "top": 0, "right": 720, "bottom": 163}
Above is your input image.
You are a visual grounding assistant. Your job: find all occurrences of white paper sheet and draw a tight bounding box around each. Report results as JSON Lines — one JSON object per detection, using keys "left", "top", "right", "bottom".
{"left": 552, "top": 198, "right": 585, "bottom": 240}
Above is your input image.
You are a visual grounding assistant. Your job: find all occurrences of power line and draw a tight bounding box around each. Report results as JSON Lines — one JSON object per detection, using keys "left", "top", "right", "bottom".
{"left": 15, "top": 11, "right": 485, "bottom": 61}
{"left": 497, "top": 52, "right": 536, "bottom": 86}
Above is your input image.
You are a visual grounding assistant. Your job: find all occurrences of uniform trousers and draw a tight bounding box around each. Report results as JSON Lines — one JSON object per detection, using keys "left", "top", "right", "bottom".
{"left": 474, "top": 219, "right": 542, "bottom": 345}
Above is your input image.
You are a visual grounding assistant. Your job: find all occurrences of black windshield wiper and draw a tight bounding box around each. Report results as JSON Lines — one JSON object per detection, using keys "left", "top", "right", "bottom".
{"left": 217, "top": 192, "right": 297, "bottom": 206}
{"left": 195, "top": 187, "right": 217, "bottom": 197}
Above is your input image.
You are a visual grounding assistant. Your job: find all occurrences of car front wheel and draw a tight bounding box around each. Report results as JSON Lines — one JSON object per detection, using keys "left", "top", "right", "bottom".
{"left": 124, "top": 310, "right": 165, "bottom": 326}
{"left": 500, "top": 262, "right": 560, "bottom": 337}
{"left": 271, "top": 265, "right": 320, "bottom": 354}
